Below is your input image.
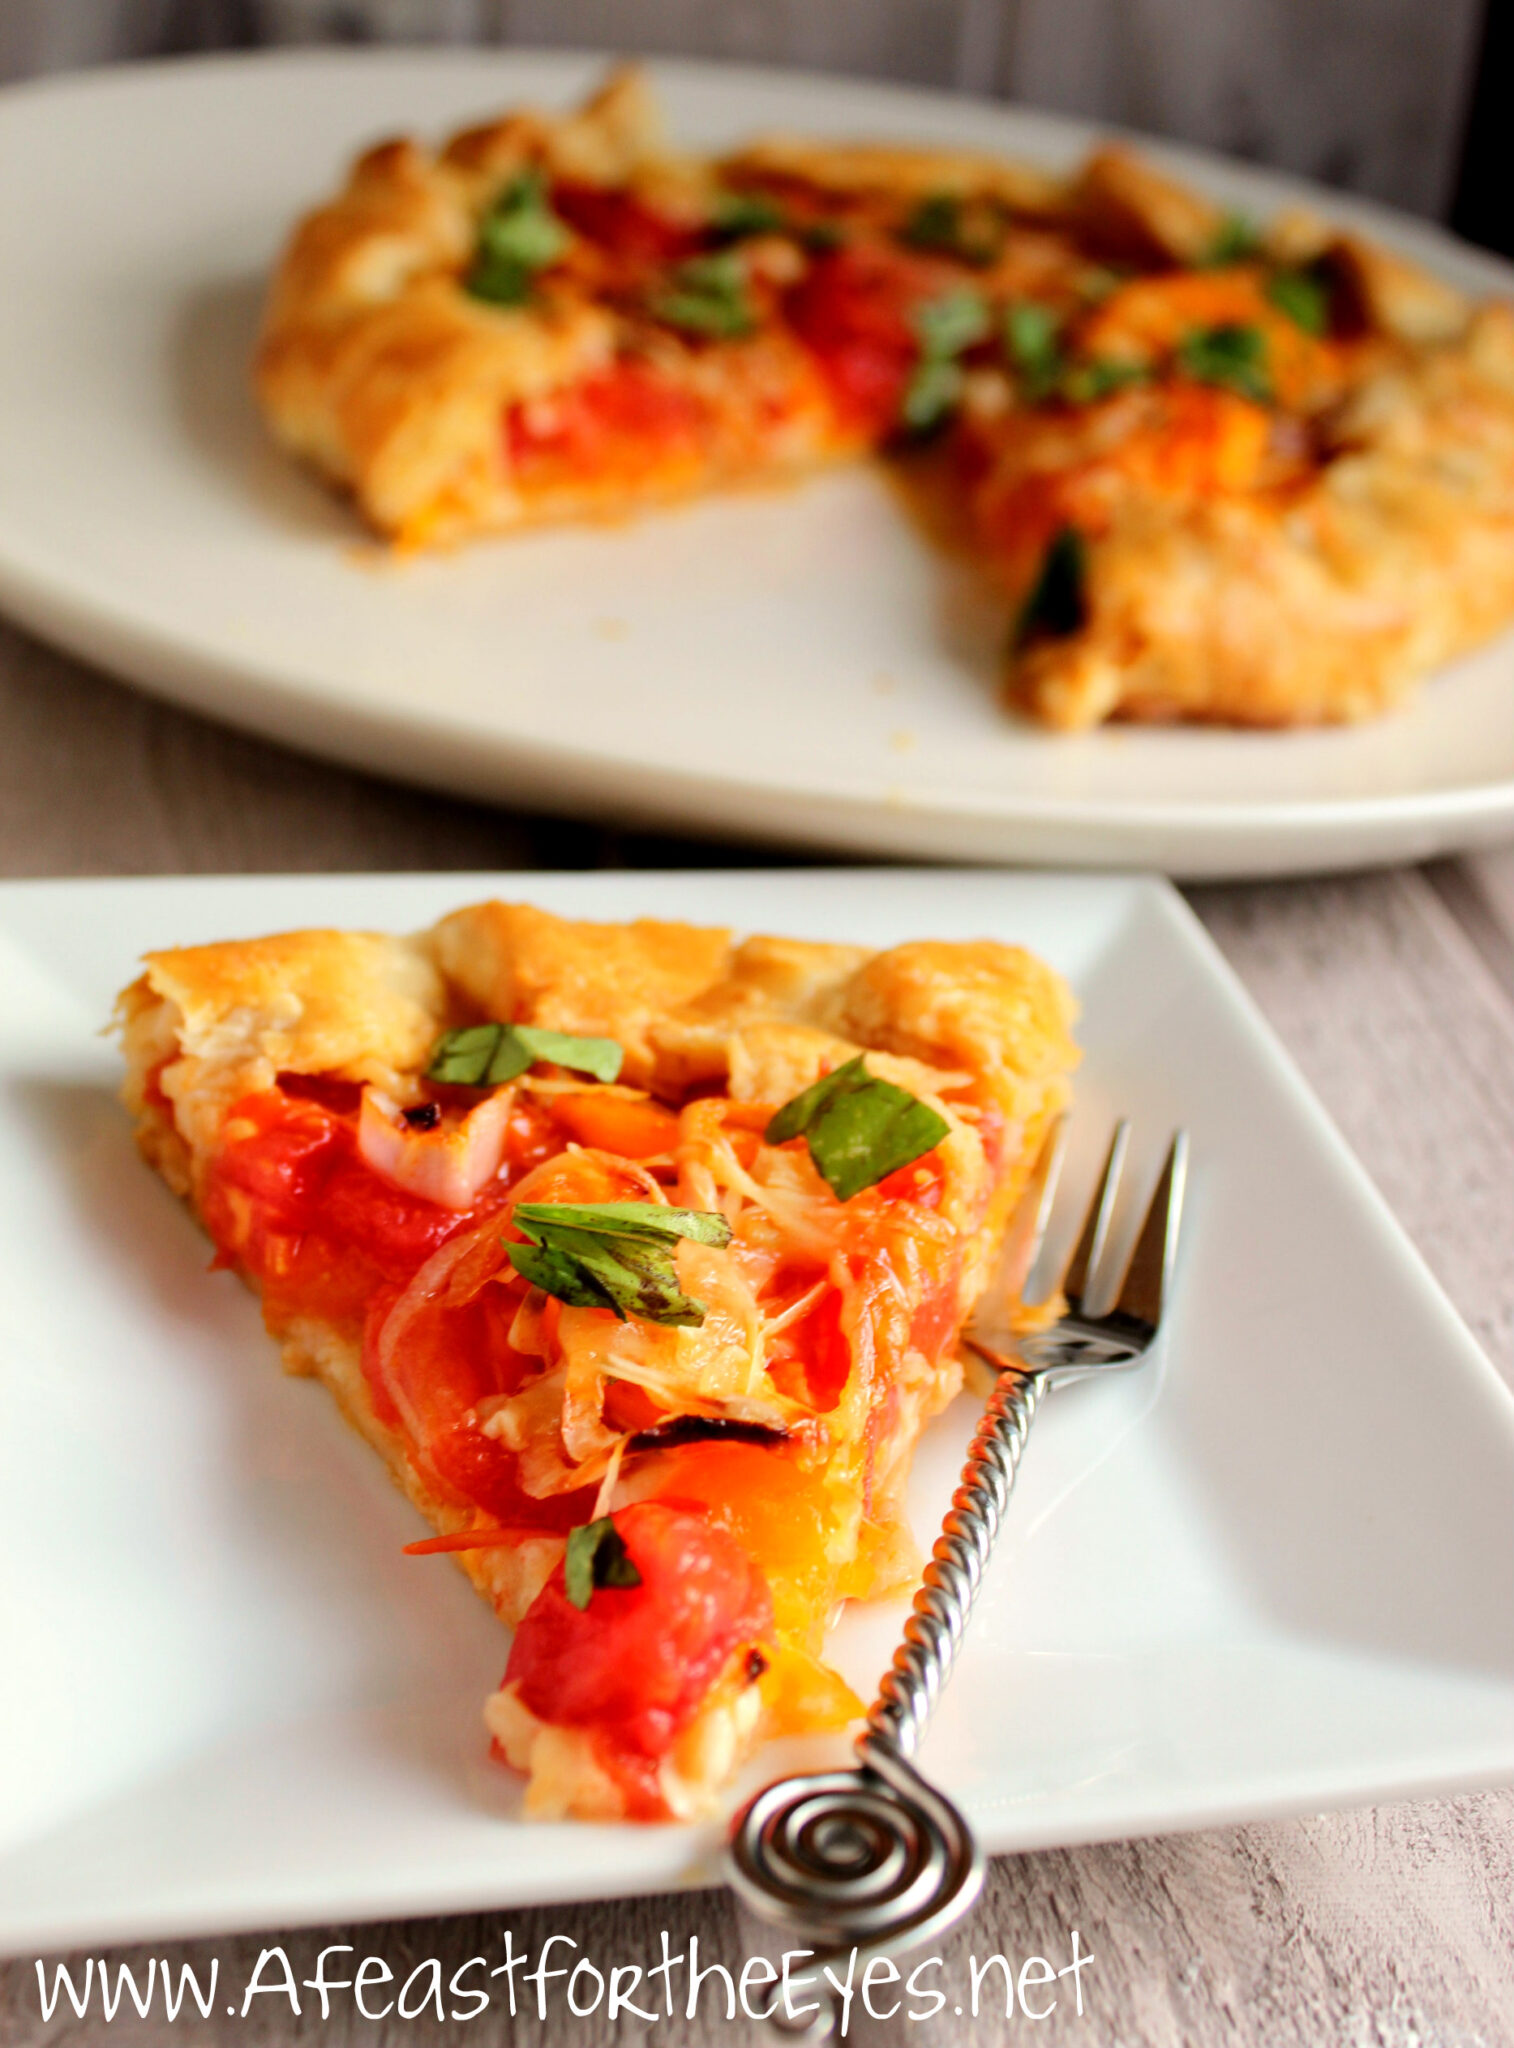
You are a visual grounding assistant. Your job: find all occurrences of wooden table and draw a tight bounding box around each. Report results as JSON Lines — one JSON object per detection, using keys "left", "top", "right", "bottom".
{"left": 2, "top": 616, "right": 1511, "bottom": 2044}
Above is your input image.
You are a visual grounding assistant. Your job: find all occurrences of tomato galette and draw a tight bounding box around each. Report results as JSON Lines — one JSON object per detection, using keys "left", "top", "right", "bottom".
{"left": 117, "top": 899, "right": 1077, "bottom": 1820}
{"left": 257, "top": 67, "right": 1514, "bottom": 730}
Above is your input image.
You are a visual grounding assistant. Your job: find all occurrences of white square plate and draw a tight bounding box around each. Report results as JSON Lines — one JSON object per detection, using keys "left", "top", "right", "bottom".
{"left": 1, "top": 869, "right": 1511, "bottom": 1957}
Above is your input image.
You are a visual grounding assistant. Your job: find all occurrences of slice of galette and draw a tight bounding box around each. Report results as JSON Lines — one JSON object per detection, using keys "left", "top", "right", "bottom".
{"left": 117, "top": 898, "right": 1077, "bottom": 1819}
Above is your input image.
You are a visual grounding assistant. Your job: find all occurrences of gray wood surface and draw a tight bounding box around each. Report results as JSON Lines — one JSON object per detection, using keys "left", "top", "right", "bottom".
{"left": 0, "top": 613, "right": 1511, "bottom": 2044}
{"left": 0, "top": 1, "right": 1487, "bottom": 219}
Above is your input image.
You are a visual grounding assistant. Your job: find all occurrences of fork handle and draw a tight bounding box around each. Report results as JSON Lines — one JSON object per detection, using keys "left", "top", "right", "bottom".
{"left": 865, "top": 1364, "right": 1042, "bottom": 1758}
{"left": 726, "top": 1364, "right": 1042, "bottom": 2002}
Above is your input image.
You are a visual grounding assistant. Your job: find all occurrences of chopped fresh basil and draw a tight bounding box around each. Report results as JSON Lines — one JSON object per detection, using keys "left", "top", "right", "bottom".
{"left": 466, "top": 171, "right": 571, "bottom": 306}
{"left": 901, "top": 191, "right": 1002, "bottom": 267}
{"left": 426, "top": 1022, "right": 623, "bottom": 1088}
{"left": 899, "top": 359, "right": 965, "bottom": 434}
{"left": 1003, "top": 300, "right": 1063, "bottom": 400}
{"left": 765, "top": 1056, "right": 950, "bottom": 1203}
{"left": 1176, "top": 322, "right": 1272, "bottom": 403}
{"left": 1015, "top": 526, "right": 1088, "bottom": 649}
{"left": 1265, "top": 267, "right": 1330, "bottom": 336}
{"left": 898, "top": 290, "right": 990, "bottom": 436}
{"left": 508, "top": 1201, "right": 732, "bottom": 1326}
{"left": 802, "top": 220, "right": 847, "bottom": 253}
{"left": 712, "top": 190, "right": 787, "bottom": 239}
{"left": 513, "top": 1202, "right": 732, "bottom": 1246}
{"left": 898, "top": 359, "right": 966, "bottom": 434}
{"left": 1058, "top": 356, "right": 1150, "bottom": 405}
{"left": 1203, "top": 212, "right": 1263, "bottom": 267}
{"left": 563, "top": 1516, "right": 642, "bottom": 1610}
{"left": 650, "top": 250, "right": 756, "bottom": 338}
{"left": 914, "top": 290, "right": 992, "bottom": 362}
{"left": 1075, "top": 263, "right": 1127, "bottom": 305}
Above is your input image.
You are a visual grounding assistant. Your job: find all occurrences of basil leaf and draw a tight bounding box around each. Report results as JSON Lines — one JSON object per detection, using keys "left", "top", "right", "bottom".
{"left": 467, "top": 252, "right": 534, "bottom": 306}
{"left": 712, "top": 190, "right": 787, "bottom": 239}
{"left": 503, "top": 1026, "right": 624, "bottom": 1084}
{"left": 1002, "top": 300, "right": 1063, "bottom": 401}
{"left": 1265, "top": 267, "right": 1329, "bottom": 336}
{"left": 651, "top": 251, "right": 756, "bottom": 338}
{"left": 1203, "top": 212, "right": 1262, "bottom": 267}
{"left": 802, "top": 220, "right": 846, "bottom": 254}
{"left": 425, "top": 1022, "right": 623, "bottom": 1087}
{"left": 1075, "top": 263, "right": 1127, "bottom": 305}
{"left": 765, "top": 1055, "right": 950, "bottom": 1203}
{"left": 914, "top": 290, "right": 992, "bottom": 362}
{"left": 899, "top": 290, "right": 991, "bottom": 433}
{"left": 563, "top": 1516, "right": 642, "bottom": 1610}
{"left": 1015, "top": 526, "right": 1088, "bottom": 649}
{"left": 510, "top": 1228, "right": 709, "bottom": 1324}
{"left": 507, "top": 1201, "right": 731, "bottom": 1325}
{"left": 899, "top": 358, "right": 965, "bottom": 436}
{"left": 1176, "top": 322, "right": 1271, "bottom": 403}
{"left": 467, "top": 172, "right": 570, "bottom": 306}
{"left": 508, "top": 1235, "right": 621, "bottom": 1312}
{"left": 511, "top": 1202, "right": 731, "bottom": 1248}
{"left": 1058, "top": 357, "right": 1150, "bottom": 405}
{"left": 901, "top": 192, "right": 1002, "bottom": 267}
{"left": 426, "top": 1023, "right": 506, "bottom": 1085}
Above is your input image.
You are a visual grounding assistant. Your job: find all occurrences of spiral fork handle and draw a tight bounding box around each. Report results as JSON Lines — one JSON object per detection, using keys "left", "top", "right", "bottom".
{"left": 867, "top": 1366, "right": 1041, "bottom": 1757}
{"left": 727, "top": 1741, "right": 982, "bottom": 1959}
{"left": 727, "top": 1367, "right": 1042, "bottom": 1987}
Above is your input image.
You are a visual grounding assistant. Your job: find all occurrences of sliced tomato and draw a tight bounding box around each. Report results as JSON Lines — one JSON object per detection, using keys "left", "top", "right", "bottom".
{"left": 429, "top": 1419, "right": 596, "bottom": 1533}
{"left": 502, "top": 1093, "right": 574, "bottom": 1177}
{"left": 551, "top": 183, "right": 702, "bottom": 266}
{"left": 875, "top": 1149, "right": 945, "bottom": 1209}
{"left": 207, "top": 1092, "right": 346, "bottom": 1237}
{"left": 768, "top": 1286, "right": 852, "bottom": 1412}
{"left": 206, "top": 1085, "right": 530, "bottom": 1286}
{"left": 275, "top": 1072, "right": 365, "bottom": 1116}
{"left": 506, "top": 362, "right": 708, "bottom": 485}
{"left": 362, "top": 1288, "right": 511, "bottom": 1442}
{"left": 505, "top": 1502, "right": 773, "bottom": 1758}
{"left": 785, "top": 242, "right": 939, "bottom": 435}
{"left": 257, "top": 1230, "right": 384, "bottom": 1335}
{"left": 319, "top": 1150, "right": 503, "bottom": 1278}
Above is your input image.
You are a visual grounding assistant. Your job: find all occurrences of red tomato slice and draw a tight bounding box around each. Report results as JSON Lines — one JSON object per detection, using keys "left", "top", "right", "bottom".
{"left": 208, "top": 1093, "right": 345, "bottom": 1236}
{"left": 771, "top": 1287, "right": 852, "bottom": 1412}
{"left": 785, "top": 242, "right": 937, "bottom": 435}
{"left": 507, "top": 363, "right": 708, "bottom": 482}
{"left": 875, "top": 1150, "right": 945, "bottom": 1208}
{"left": 505, "top": 1502, "right": 773, "bottom": 1758}
{"left": 551, "top": 183, "right": 702, "bottom": 265}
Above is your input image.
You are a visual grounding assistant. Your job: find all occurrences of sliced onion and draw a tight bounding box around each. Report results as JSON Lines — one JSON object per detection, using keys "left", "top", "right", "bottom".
{"left": 358, "top": 1086, "right": 512, "bottom": 1211}
{"left": 370, "top": 1209, "right": 517, "bottom": 1456}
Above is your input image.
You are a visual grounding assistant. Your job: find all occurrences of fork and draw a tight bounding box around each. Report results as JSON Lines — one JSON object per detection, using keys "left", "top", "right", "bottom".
{"left": 726, "top": 1120, "right": 1188, "bottom": 2030}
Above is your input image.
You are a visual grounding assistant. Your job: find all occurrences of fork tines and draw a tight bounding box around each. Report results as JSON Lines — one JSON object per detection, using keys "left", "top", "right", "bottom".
{"left": 1057, "top": 1121, "right": 1188, "bottom": 1335}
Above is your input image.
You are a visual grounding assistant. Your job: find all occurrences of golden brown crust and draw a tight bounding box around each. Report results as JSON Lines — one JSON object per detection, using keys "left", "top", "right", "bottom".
{"left": 119, "top": 929, "right": 447, "bottom": 1174}
{"left": 724, "top": 133, "right": 1064, "bottom": 215}
{"left": 1008, "top": 307, "right": 1514, "bottom": 728}
{"left": 256, "top": 70, "right": 647, "bottom": 537}
{"left": 122, "top": 900, "right": 1076, "bottom": 1176}
{"left": 429, "top": 902, "right": 736, "bottom": 1089}
{"left": 1070, "top": 146, "right": 1225, "bottom": 267}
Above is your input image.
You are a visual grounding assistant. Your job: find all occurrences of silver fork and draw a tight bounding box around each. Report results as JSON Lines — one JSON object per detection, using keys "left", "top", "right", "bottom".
{"left": 726, "top": 1121, "right": 1188, "bottom": 2031}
